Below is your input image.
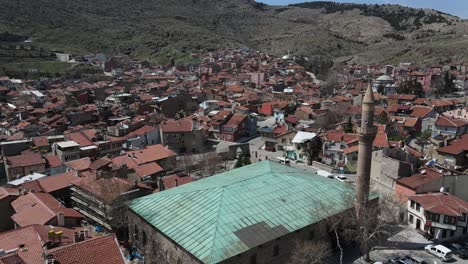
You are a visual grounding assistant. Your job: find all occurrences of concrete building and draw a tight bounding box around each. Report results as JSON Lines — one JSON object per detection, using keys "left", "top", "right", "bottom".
{"left": 128, "top": 161, "right": 376, "bottom": 264}
{"left": 370, "top": 148, "right": 421, "bottom": 195}
{"left": 53, "top": 141, "right": 81, "bottom": 162}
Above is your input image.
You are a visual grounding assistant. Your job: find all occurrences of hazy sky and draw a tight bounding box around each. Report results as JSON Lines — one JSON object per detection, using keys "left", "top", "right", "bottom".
{"left": 258, "top": 0, "right": 468, "bottom": 19}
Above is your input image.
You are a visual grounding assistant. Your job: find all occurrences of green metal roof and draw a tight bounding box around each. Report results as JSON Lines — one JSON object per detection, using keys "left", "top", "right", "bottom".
{"left": 129, "top": 161, "right": 370, "bottom": 263}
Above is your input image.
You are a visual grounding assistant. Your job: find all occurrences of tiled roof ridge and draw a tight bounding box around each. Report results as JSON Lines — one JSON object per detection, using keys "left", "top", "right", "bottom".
{"left": 29, "top": 193, "right": 57, "bottom": 217}
{"left": 47, "top": 234, "right": 114, "bottom": 253}
{"left": 207, "top": 188, "right": 227, "bottom": 263}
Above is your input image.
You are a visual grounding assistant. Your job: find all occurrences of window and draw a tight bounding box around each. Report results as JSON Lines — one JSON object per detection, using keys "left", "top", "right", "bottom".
{"left": 309, "top": 230, "right": 314, "bottom": 240}
{"left": 134, "top": 225, "right": 139, "bottom": 240}
{"left": 427, "top": 212, "right": 440, "bottom": 222}
{"left": 416, "top": 203, "right": 420, "bottom": 212}
{"left": 142, "top": 231, "right": 147, "bottom": 245}
{"left": 450, "top": 230, "right": 455, "bottom": 237}
{"left": 444, "top": 215, "right": 456, "bottom": 225}
{"left": 250, "top": 254, "right": 257, "bottom": 264}
{"left": 273, "top": 245, "right": 280, "bottom": 256}
{"left": 459, "top": 213, "right": 467, "bottom": 222}
{"left": 409, "top": 214, "right": 414, "bottom": 224}
{"left": 442, "top": 229, "right": 447, "bottom": 238}
{"left": 410, "top": 200, "right": 415, "bottom": 209}
{"left": 463, "top": 227, "right": 467, "bottom": 234}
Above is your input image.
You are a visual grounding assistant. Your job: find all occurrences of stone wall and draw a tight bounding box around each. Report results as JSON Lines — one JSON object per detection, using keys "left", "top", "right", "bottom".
{"left": 127, "top": 209, "right": 331, "bottom": 264}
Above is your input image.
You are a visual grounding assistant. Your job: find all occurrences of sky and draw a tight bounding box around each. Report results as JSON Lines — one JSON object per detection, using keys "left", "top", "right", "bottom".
{"left": 258, "top": 0, "right": 468, "bottom": 19}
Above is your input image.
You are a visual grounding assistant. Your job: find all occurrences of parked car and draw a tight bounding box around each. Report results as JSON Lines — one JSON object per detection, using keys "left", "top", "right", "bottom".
{"left": 400, "top": 255, "right": 427, "bottom": 264}
{"left": 387, "top": 257, "right": 405, "bottom": 264}
{"left": 446, "top": 243, "right": 468, "bottom": 259}
{"left": 317, "top": 170, "right": 334, "bottom": 179}
{"left": 425, "top": 244, "right": 453, "bottom": 261}
{"left": 334, "top": 175, "right": 349, "bottom": 182}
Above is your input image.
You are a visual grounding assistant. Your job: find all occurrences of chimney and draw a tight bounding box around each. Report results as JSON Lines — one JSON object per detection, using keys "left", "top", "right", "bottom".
{"left": 56, "top": 212, "right": 65, "bottom": 227}
{"left": 175, "top": 179, "right": 178, "bottom": 187}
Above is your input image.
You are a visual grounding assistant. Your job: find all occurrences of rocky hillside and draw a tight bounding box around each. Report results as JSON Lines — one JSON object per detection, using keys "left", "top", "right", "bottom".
{"left": 0, "top": 0, "right": 467, "bottom": 67}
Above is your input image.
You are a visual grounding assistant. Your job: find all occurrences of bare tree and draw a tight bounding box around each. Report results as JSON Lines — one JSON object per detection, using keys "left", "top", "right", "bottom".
{"left": 288, "top": 239, "right": 331, "bottom": 264}
{"left": 309, "top": 185, "right": 403, "bottom": 263}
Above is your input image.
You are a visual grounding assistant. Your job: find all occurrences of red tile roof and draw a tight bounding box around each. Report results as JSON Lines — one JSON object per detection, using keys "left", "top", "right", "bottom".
{"left": 373, "top": 133, "right": 389, "bottom": 148}
{"left": 6, "top": 152, "right": 45, "bottom": 168}
{"left": 37, "top": 171, "right": 79, "bottom": 193}
{"left": 0, "top": 226, "right": 45, "bottom": 264}
{"left": 435, "top": 115, "right": 468, "bottom": 128}
{"left": 72, "top": 177, "right": 137, "bottom": 203}
{"left": 0, "top": 187, "right": 19, "bottom": 201}
{"left": 134, "top": 162, "right": 164, "bottom": 178}
{"left": 89, "top": 157, "right": 111, "bottom": 170}
{"left": 396, "top": 167, "right": 442, "bottom": 189}
{"left": 32, "top": 136, "right": 48, "bottom": 147}
{"left": 259, "top": 102, "right": 273, "bottom": 116}
{"left": 410, "top": 192, "right": 468, "bottom": 217}
{"left": 11, "top": 193, "right": 83, "bottom": 227}
{"left": 112, "top": 144, "right": 176, "bottom": 167}
{"left": 44, "top": 155, "right": 63, "bottom": 168}
{"left": 65, "top": 157, "right": 92, "bottom": 171}
{"left": 409, "top": 106, "right": 434, "bottom": 119}
{"left": 46, "top": 235, "right": 125, "bottom": 264}
{"left": 162, "top": 174, "right": 194, "bottom": 189}
{"left": 224, "top": 114, "right": 247, "bottom": 127}
{"left": 437, "top": 134, "right": 468, "bottom": 155}
{"left": 65, "top": 131, "right": 94, "bottom": 147}
{"left": 160, "top": 119, "right": 193, "bottom": 133}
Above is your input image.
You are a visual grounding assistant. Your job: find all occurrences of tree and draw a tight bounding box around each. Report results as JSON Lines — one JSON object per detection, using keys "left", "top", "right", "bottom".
{"left": 321, "top": 72, "right": 337, "bottom": 97}
{"left": 304, "top": 137, "right": 322, "bottom": 166}
{"left": 377, "top": 83, "right": 385, "bottom": 95}
{"left": 417, "top": 129, "right": 432, "bottom": 155}
{"left": 288, "top": 239, "right": 331, "bottom": 264}
{"left": 397, "top": 79, "right": 424, "bottom": 97}
{"left": 343, "top": 116, "right": 354, "bottom": 133}
{"left": 443, "top": 71, "right": 456, "bottom": 94}
{"left": 375, "top": 111, "right": 389, "bottom": 125}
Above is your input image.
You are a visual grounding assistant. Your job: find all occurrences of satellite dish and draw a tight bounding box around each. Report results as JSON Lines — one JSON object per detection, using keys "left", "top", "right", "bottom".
{"left": 440, "top": 187, "right": 445, "bottom": 193}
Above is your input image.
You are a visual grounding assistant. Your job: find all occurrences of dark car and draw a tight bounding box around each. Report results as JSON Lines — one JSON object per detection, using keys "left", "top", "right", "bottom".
{"left": 446, "top": 243, "right": 468, "bottom": 258}
{"left": 401, "top": 255, "right": 427, "bottom": 264}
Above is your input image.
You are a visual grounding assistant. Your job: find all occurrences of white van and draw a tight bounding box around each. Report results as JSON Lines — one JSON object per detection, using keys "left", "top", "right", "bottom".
{"left": 317, "top": 170, "right": 334, "bottom": 179}
{"left": 425, "top": 244, "right": 453, "bottom": 261}
{"left": 276, "top": 157, "right": 290, "bottom": 164}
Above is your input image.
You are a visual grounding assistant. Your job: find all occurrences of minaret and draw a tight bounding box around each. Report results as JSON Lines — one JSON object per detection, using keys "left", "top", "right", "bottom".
{"left": 354, "top": 84, "right": 377, "bottom": 216}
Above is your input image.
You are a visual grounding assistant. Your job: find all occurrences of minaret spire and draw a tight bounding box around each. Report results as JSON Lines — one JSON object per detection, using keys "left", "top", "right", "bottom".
{"left": 355, "top": 83, "right": 377, "bottom": 217}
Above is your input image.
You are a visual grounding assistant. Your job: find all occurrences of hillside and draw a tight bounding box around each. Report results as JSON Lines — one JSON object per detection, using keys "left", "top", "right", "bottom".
{"left": 0, "top": 0, "right": 467, "bottom": 69}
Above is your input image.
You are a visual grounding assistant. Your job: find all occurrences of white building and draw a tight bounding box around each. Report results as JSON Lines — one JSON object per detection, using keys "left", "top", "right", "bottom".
{"left": 408, "top": 192, "right": 468, "bottom": 241}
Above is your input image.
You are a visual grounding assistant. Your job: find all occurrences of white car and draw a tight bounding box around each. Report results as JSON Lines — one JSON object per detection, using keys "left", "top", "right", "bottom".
{"left": 334, "top": 175, "right": 349, "bottom": 182}
{"left": 425, "top": 244, "right": 453, "bottom": 261}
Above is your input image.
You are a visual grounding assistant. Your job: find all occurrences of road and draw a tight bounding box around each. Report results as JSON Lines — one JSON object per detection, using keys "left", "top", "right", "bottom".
{"left": 247, "top": 137, "right": 357, "bottom": 183}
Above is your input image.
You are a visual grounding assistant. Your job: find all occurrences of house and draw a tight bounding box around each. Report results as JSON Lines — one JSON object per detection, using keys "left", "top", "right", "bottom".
{"left": 4, "top": 151, "right": 46, "bottom": 182}
{"left": 436, "top": 134, "right": 468, "bottom": 169}
{"left": 128, "top": 161, "right": 377, "bottom": 264}
{"left": 44, "top": 234, "right": 126, "bottom": 264}
{"left": 0, "top": 187, "right": 19, "bottom": 231}
{"left": 389, "top": 116, "right": 420, "bottom": 136}
{"left": 220, "top": 114, "right": 248, "bottom": 142}
{"left": 370, "top": 147, "right": 422, "bottom": 196}
{"left": 160, "top": 119, "right": 206, "bottom": 153}
{"left": 11, "top": 192, "right": 84, "bottom": 228}
{"left": 395, "top": 167, "right": 468, "bottom": 202}
{"left": 71, "top": 176, "right": 152, "bottom": 236}
{"left": 407, "top": 192, "right": 468, "bottom": 241}
{"left": 53, "top": 141, "right": 81, "bottom": 162}
{"left": 111, "top": 144, "right": 177, "bottom": 180}
{"left": 285, "top": 131, "right": 318, "bottom": 163}
{"left": 160, "top": 173, "right": 194, "bottom": 190}
{"left": 434, "top": 115, "right": 468, "bottom": 136}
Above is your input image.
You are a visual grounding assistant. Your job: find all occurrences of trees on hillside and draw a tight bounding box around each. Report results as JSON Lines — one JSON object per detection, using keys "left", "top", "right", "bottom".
{"left": 397, "top": 79, "right": 424, "bottom": 97}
